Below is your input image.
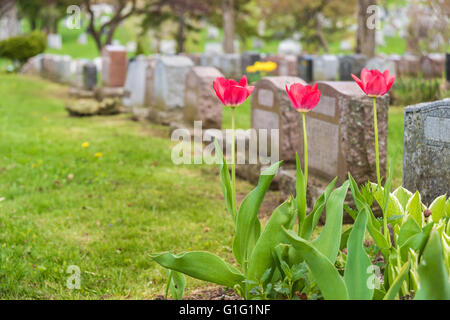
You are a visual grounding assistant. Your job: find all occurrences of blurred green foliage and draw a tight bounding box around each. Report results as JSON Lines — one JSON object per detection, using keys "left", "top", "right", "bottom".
{"left": 0, "top": 31, "right": 46, "bottom": 65}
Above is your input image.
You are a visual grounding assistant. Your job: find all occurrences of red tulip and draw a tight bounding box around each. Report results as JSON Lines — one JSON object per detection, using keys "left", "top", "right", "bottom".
{"left": 213, "top": 76, "right": 254, "bottom": 107}
{"left": 351, "top": 68, "right": 395, "bottom": 97}
{"left": 285, "top": 83, "right": 321, "bottom": 112}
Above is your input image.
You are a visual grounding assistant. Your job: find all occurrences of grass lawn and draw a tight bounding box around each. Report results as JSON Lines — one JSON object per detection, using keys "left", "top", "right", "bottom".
{"left": 0, "top": 74, "right": 259, "bottom": 299}
{"left": 0, "top": 74, "right": 405, "bottom": 299}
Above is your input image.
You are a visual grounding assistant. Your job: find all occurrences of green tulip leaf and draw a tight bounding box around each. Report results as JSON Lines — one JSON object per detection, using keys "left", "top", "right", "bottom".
{"left": 415, "top": 230, "right": 450, "bottom": 300}
{"left": 312, "top": 181, "right": 350, "bottom": 264}
{"left": 392, "top": 186, "right": 413, "bottom": 210}
{"left": 233, "top": 161, "right": 282, "bottom": 267}
{"left": 150, "top": 251, "right": 245, "bottom": 288}
{"left": 344, "top": 209, "right": 374, "bottom": 300}
{"left": 214, "top": 139, "right": 235, "bottom": 221}
{"left": 383, "top": 261, "right": 410, "bottom": 300}
{"left": 429, "top": 194, "right": 447, "bottom": 223}
{"left": 406, "top": 191, "right": 424, "bottom": 227}
{"left": 283, "top": 228, "right": 349, "bottom": 300}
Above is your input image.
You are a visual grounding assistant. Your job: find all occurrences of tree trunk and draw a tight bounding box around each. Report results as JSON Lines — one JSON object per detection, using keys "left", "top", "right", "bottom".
{"left": 316, "top": 12, "right": 329, "bottom": 53}
{"left": 222, "top": 0, "right": 235, "bottom": 53}
{"left": 177, "top": 9, "right": 186, "bottom": 54}
{"left": 356, "top": 0, "right": 376, "bottom": 57}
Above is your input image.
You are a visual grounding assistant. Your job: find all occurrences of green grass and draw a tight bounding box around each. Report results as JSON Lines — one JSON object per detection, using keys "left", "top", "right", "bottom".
{"left": 0, "top": 74, "right": 255, "bottom": 299}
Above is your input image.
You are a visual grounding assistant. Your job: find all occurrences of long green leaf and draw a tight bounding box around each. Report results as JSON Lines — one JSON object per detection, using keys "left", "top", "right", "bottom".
{"left": 300, "top": 177, "right": 337, "bottom": 240}
{"left": 233, "top": 161, "right": 282, "bottom": 267}
{"left": 393, "top": 186, "right": 413, "bottom": 211}
{"left": 397, "top": 217, "right": 421, "bottom": 247}
{"left": 247, "top": 200, "right": 296, "bottom": 282}
{"left": 312, "top": 181, "right": 350, "bottom": 264}
{"left": 383, "top": 261, "right": 410, "bottom": 300}
{"left": 166, "top": 270, "right": 186, "bottom": 300}
{"left": 344, "top": 209, "right": 374, "bottom": 300}
{"left": 406, "top": 191, "right": 424, "bottom": 227}
{"left": 214, "top": 139, "right": 235, "bottom": 221}
{"left": 283, "top": 229, "right": 348, "bottom": 300}
{"left": 415, "top": 230, "right": 450, "bottom": 300}
{"left": 399, "top": 222, "right": 433, "bottom": 262}
{"left": 429, "top": 195, "right": 447, "bottom": 223}
{"left": 150, "top": 251, "right": 245, "bottom": 288}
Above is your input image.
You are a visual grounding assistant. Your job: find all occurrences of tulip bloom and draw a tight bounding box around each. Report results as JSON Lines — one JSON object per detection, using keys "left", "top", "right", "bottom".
{"left": 351, "top": 68, "right": 395, "bottom": 97}
{"left": 213, "top": 75, "right": 254, "bottom": 220}
{"left": 285, "top": 82, "right": 322, "bottom": 232}
{"left": 213, "top": 76, "right": 254, "bottom": 107}
{"left": 285, "top": 83, "right": 321, "bottom": 112}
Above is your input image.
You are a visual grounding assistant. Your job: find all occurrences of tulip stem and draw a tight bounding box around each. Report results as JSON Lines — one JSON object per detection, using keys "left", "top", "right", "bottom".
{"left": 373, "top": 97, "right": 381, "bottom": 186}
{"left": 302, "top": 112, "right": 308, "bottom": 186}
{"left": 231, "top": 107, "right": 237, "bottom": 218}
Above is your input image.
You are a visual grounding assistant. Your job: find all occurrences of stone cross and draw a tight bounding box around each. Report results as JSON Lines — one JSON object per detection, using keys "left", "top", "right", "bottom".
{"left": 403, "top": 99, "right": 450, "bottom": 204}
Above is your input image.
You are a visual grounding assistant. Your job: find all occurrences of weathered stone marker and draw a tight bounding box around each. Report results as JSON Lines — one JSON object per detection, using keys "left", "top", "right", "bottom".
{"left": 251, "top": 76, "right": 307, "bottom": 162}
{"left": 241, "top": 52, "right": 261, "bottom": 74}
{"left": 183, "top": 66, "right": 224, "bottom": 129}
{"left": 365, "top": 56, "right": 396, "bottom": 76}
{"left": 297, "top": 55, "right": 314, "bottom": 83}
{"left": 313, "top": 54, "right": 339, "bottom": 81}
{"left": 278, "top": 55, "right": 298, "bottom": 77}
{"left": 339, "top": 54, "right": 367, "bottom": 81}
{"left": 102, "top": 45, "right": 127, "bottom": 87}
{"left": 300, "top": 81, "right": 389, "bottom": 184}
{"left": 123, "top": 55, "right": 148, "bottom": 114}
{"left": 420, "top": 54, "right": 445, "bottom": 79}
{"left": 82, "top": 62, "right": 98, "bottom": 90}
{"left": 403, "top": 99, "right": 450, "bottom": 204}
{"left": 149, "top": 55, "right": 194, "bottom": 124}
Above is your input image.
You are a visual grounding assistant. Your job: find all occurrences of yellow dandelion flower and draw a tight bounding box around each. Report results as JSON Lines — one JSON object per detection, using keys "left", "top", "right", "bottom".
{"left": 94, "top": 152, "right": 103, "bottom": 158}
{"left": 82, "top": 142, "right": 90, "bottom": 148}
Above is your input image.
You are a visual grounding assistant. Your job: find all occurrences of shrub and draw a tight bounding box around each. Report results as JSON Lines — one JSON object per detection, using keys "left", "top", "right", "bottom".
{"left": 0, "top": 31, "right": 46, "bottom": 65}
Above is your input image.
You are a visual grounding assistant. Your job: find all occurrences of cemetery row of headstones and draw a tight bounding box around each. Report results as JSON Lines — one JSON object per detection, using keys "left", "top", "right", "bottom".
{"left": 21, "top": 49, "right": 449, "bottom": 206}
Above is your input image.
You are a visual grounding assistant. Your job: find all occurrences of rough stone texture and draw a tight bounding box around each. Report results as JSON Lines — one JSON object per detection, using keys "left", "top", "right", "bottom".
{"left": 420, "top": 54, "right": 445, "bottom": 79}
{"left": 365, "top": 56, "right": 397, "bottom": 76}
{"left": 21, "top": 54, "right": 42, "bottom": 75}
{"left": 152, "top": 55, "right": 194, "bottom": 110}
{"left": 68, "top": 87, "right": 95, "bottom": 99}
{"left": 313, "top": 54, "right": 339, "bottom": 81}
{"left": 102, "top": 45, "right": 127, "bottom": 87}
{"left": 300, "top": 82, "right": 389, "bottom": 185}
{"left": 277, "top": 55, "right": 298, "bottom": 77}
{"left": 82, "top": 62, "right": 97, "bottom": 90}
{"left": 251, "top": 76, "right": 307, "bottom": 163}
{"left": 65, "top": 98, "right": 121, "bottom": 116}
{"left": 180, "top": 53, "right": 202, "bottom": 66}
{"left": 403, "top": 99, "right": 450, "bottom": 204}
{"left": 144, "top": 56, "right": 160, "bottom": 108}
{"left": 241, "top": 52, "right": 261, "bottom": 74}
{"left": 339, "top": 54, "right": 367, "bottom": 80}
{"left": 94, "top": 86, "right": 127, "bottom": 101}
{"left": 41, "top": 54, "right": 57, "bottom": 81}
{"left": 183, "top": 66, "right": 224, "bottom": 129}
{"left": 297, "top": 55, "right": 314, "bottom": 83}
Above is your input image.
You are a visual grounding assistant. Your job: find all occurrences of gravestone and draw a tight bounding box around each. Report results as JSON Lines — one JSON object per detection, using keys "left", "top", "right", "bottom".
{"left": 123, "top": 55, "right": 148, "bottom": 113}
{"left": 313, "top": 54, "right": 339, "bottom": 81}
{"left": 219, "top": 54, "right": 241, "bottom": 79}
{"left": 207, "top": 26, "right": 219, "bottom": 39}
{"left": 78, "top": 33, "right": 88, "bottom": 45}
{"left": 71, "top": 58, "right": 90, "bottom": 88}
{"left": 126, "top": 41, "right": 137, "bottom": 53}
{"left": 278, "top": 55, "right": 298, "bottom": 77}
{"left": 41, "top": 54, "right": 57, "bottom": 80}
{"left": 183, "top": 66, "right": 224, "bottom": 129}
{"left": 180, "top": 53, "right": 202, "bottom": 66}
{"left": 47, "top": 34, "right": 62, "bottom": 49}
{"left": 251, "top": 76, "right": 307, "bottom": 162}
{"left": 83, "top": 62, "right": 98, "bottom": 90}
{"left": 339, "top": 54, "right": 367, "bottom": 81}
{"left": 160, "top": 40, "right": 176, "bottom": 55}
{"left": 420, "top": 54, "right": 445, "bottom": 79}
{"left": 149, "top": 55, "right": 194, "bottom": 124}
{"left": 144, "top": 55, "right": 160, "bottom": 108}
{"left": 365, "top": 56, "right": 397, "bottom": 76}
{"left": 397, "top": 54, "right": 420, "bottom": 77}
{"left": 340, "top": 40, "right": 352, "bottom": 51}
{"left": 56, "top": 55, "right": 73, "bottom": 84}
{"left": 278, "top": 39, "right": 302, "bottom": 56}
{"left": 297, "top": 55, "right": 314, "bottom": 83}
{"left": 403, "top": 99, "right": 450, "bottom": 204}
{"left": 447, "top": 53, "right": 450, "bottom": 83}
{"left": 204, "top": 42, "right": 223, "bottom": 55}
{"left": 301, "top": 81, "right": 389, "bottom": 184}
{"left": 102, "top": 45, "right": 127, "bottom": 87}
{"left": 241, "top": 52, "right": 261, "bottom": 74}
